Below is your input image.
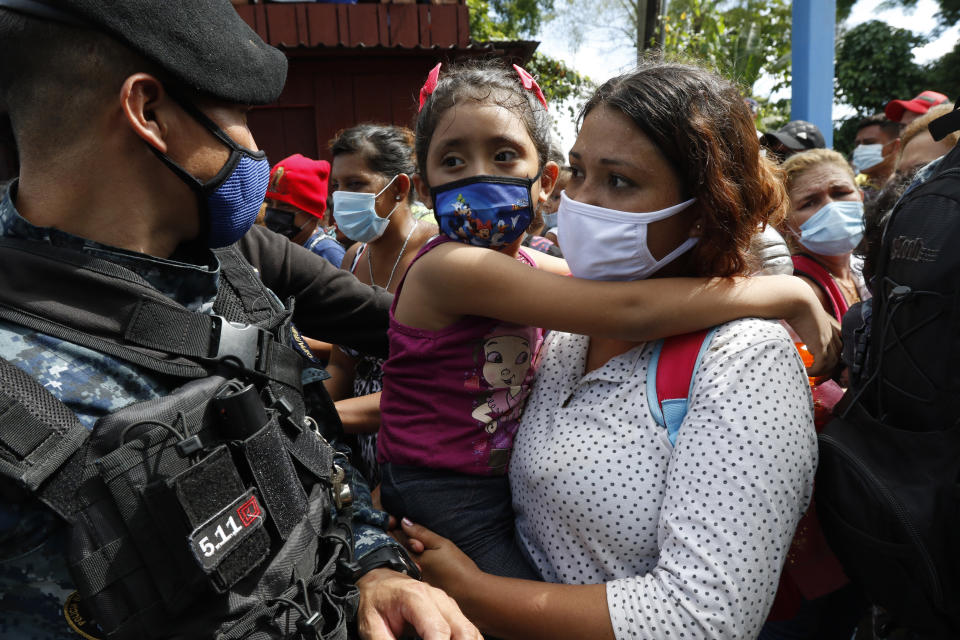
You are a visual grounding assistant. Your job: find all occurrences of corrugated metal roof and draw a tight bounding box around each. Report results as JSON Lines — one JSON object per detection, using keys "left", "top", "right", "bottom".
{"left": 235, "top": 2, "right": 471, "bottom": 50}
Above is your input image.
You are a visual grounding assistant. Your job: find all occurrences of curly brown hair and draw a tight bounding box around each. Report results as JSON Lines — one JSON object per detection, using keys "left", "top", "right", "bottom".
{"left": 580, "top": 61, "right": 787, "bottom": 277}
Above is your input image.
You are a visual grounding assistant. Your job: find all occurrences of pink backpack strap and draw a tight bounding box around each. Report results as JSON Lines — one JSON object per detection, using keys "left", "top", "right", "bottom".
{"left": 791, "top": 254, "right": 849, "bottom": 321}
{"left": 646, "top": 327, "right": 717, "bottom": 445}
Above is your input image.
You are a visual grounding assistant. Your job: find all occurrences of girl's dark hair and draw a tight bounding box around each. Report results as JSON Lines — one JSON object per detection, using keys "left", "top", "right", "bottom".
{"left": 329, "top": 123, "right": 417, "bottom": 200}
{"left": 414, "top": 60, "right": 553, "bottom": 186}
{"left": 580, "top": 60, "right": 787, "bottom": 278}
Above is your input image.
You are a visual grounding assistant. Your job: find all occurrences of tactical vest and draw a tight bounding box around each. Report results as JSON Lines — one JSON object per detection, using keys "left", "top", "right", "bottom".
{"left": 0, "top": 237, "right": 359, "bottom": 639}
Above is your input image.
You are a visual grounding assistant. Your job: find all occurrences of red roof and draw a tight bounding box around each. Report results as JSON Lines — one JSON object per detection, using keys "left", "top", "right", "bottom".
{"left": 235, "top": 2, "right": 471, "bottom": 50}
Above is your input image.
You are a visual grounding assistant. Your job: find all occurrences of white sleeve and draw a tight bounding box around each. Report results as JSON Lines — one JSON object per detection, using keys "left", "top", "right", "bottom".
{"left": 605, "top": 320, "right": 817, "bottom": 640}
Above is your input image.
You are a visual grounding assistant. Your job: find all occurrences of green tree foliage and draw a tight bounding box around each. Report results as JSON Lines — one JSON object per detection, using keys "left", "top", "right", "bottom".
{"left": 836, "top": 0, "right": 858, "bottom": 22}
{"left": 924, "top": 39, "right": 960, "bottom": 96}
{"left": 467, "top": 0, "right": 593, "bottom": 120}
{"left": 835, "top": 20, "right": 928, "bottom": 116}
{"left": 488, "top": 0, "right": 554, "bottom": 38}
{"left": 525, "top": 53, "right": 594, "bottom": 116}
{"left": 662, "top": 0, "right": 791, "bottom": 93}
{"left": 833, "top": 20, "right": 929, "bottom": 154}
{"left": 881, "top": 0, "right": 960, "bottom": 32}
{"left": 658, "top": 0, "right": 791, "bottom": 130}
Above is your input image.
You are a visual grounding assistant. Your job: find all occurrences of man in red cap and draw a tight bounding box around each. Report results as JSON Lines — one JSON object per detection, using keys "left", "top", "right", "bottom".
{"left": 885, "top": 90, "right": 949, "bottom": 125}
{"left": 265, "top": 153, "right": 346, "bottom": 266}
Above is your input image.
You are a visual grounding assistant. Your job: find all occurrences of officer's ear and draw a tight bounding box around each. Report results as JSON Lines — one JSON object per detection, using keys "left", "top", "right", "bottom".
{"left": 119, "top": 73, "right": 173, "bottom": 153}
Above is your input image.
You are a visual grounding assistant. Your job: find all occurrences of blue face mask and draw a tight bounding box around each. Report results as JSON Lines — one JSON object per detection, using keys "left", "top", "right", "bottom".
{"left": 797, "top": 200, "right": 865, "bottom": 256}
{"left": 431, "top": 173, "right": 540, "bottom": 248}
{"left": 851, "top": 144, "right": 884, "bottom": 174}
{"left": 332, "top": 175, "right": 400, "bottom": 243}
{"left": 150, "top": 93, "right": 269, "bottom": 248}
{"left": 542, "top": 211, "right": 559, "bottom": 230}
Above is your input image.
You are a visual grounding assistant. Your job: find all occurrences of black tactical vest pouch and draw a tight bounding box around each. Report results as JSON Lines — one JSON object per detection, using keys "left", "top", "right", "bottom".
{"left": 64, "top": 375, "right": 358, "bottom": 639}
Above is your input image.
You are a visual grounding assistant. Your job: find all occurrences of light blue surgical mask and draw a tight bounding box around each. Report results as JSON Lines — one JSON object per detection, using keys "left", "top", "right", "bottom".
{"left": 332, "top": 176, "right": 400, "bottom": 243}
{"left": 542, "top": 211, "right": 559, "bottom": 230}
{"left": 797, "top": 200, "right": 865, "bottom": 256}
{"left": 851, "top": 144, "right": 884, "bottom": 174}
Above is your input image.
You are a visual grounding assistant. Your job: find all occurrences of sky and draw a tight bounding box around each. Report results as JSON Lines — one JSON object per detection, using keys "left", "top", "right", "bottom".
{"left": 535, "top": 0, "right": 959, "bottom": 149}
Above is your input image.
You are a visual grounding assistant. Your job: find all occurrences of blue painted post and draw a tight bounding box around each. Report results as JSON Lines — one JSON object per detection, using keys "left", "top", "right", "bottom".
{"left": 792, "top": 0, "right": 836, "bottom": 148}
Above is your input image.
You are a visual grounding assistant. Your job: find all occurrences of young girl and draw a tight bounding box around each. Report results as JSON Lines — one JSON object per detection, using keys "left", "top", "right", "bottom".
{"left": 378, "top": 61, "right": 839, "bottom": 580}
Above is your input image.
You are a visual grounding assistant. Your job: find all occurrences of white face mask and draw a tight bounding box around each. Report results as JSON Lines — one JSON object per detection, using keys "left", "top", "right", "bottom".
{"left": 557, "top": 191, "right": 698, "bottom": 281}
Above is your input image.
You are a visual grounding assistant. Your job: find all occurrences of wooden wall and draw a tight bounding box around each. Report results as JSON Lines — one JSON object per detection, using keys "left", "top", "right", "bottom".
{"left": 238, "top": 2, "right": 473, "bottom": 164}
{"left": 249, "top": 52, "right": 440, "bottom": 164}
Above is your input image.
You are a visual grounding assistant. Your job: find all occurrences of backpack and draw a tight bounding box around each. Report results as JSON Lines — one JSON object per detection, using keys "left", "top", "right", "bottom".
{"left": 814, "top": 106, "right": 960, "bottom": 638}
{"left": 649, "top": 325, "right": 847, "bottom": 621}
{"left": 791, "top": 254, "right": 851, "bottom": 322}
{"left": 0, "top": 238, "right": 360, "bottom": 639}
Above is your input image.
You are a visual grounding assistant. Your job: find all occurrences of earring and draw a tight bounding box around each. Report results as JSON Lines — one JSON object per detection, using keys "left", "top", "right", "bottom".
{"left": 396, "top": 195, "right": 402, "bottom": 201}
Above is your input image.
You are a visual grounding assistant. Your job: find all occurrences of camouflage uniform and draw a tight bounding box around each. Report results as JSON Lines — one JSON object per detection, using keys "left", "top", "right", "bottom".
{"left": 0, "top": 183, "right": 392, "bottom": 639}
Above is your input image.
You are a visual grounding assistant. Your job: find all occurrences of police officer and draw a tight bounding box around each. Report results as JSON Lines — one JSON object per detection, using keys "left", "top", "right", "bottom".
{"left": 0, "top": 1, "right": 478, "bottom": 638}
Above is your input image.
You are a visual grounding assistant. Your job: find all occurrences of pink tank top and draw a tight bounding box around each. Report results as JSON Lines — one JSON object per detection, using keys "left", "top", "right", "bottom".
{"left": 378, "top": 236, "right": 544, "bottom": 476}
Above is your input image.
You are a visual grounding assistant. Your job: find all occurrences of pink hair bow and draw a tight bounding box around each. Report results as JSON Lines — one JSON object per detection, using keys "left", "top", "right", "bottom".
{"left": 419, "top": 63, "right": 442, "bottom": 113}
{"left": 513, "top": 64, "right": 548, "bottom": 111}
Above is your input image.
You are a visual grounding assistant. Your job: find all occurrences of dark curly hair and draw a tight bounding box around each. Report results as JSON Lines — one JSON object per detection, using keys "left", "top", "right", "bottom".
{"left": 414, "top": 60, "right": 552, "bottom": 187}
{"left": 580, "top": 61, "right": 787, "bottom": 278}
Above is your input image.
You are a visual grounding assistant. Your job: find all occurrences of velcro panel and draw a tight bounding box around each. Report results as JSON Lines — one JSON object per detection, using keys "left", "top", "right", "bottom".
{"left": 71, "top": 535, "right": 143, "bottom": 597}
{"left": 0, "top": 400, "right": 48, "bottom": 456}
{"left": 172, "top": 445, "right": 271, "bottom": 592}
{"left": 286, "top": 428, "right": 334, "bottom": 483}
{"left": 124, "top": 300, "right": 213, "bottom": 358}
{"left": 0, "top": 358, "right": 88, "bottom": 491}
{"left": 243, "top": 417, "right": 308, "bottom": 540}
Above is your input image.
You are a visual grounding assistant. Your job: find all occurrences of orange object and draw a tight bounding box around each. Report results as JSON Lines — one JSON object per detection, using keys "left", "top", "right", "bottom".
{"left": 794, "top": 342, "right": 818, "bottom": 386}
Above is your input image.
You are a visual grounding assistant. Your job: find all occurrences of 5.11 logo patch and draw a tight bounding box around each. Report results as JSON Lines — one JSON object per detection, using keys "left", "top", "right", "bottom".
{"left": 188, "top": 489, "right": 267, "bottom": 570}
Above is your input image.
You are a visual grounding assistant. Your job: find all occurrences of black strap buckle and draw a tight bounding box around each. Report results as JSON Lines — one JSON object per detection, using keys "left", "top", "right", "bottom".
{"left": 209, "top": 316, "right": 269, "bottom": 373}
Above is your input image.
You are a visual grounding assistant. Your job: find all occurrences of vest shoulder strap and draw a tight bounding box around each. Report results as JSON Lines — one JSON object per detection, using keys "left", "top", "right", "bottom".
{"left": 646, "top": 327, "right": 718, "bottom": 446}
{"left": 0, "top": 238, "right": 301, "bottom": 389}
{"left": 0, "top": 356, "right": 88, "bottom": 520}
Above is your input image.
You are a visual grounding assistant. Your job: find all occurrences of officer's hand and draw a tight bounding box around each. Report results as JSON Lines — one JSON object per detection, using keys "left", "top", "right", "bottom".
{"left": 355, "top": 568, "right": 481, "bottom": 640}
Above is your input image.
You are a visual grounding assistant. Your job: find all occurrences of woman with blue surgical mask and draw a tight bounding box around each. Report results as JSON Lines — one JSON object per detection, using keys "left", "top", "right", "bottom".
{"left": 779, "top": 148, "right": 871, "bottom": 318}
{"left": 324, "top": 124, "right": 437, "bottom": 485}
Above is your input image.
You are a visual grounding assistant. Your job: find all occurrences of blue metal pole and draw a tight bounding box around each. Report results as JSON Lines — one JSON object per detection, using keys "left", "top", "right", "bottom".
{"left": 792, "top": 0, "right": 836, "bottom": 148}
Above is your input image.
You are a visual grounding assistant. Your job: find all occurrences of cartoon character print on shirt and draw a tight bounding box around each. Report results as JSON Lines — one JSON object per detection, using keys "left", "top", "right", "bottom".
{"left": 464, "top": 323, "right": 542, "bottom": 471}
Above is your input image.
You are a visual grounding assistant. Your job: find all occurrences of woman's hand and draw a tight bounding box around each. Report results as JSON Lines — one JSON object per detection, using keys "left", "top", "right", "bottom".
{"left": 784, "top": 284, "right": 842, "bottom": 377}
{"left": 398, "top": 519, "right": 482, "bottom": 599}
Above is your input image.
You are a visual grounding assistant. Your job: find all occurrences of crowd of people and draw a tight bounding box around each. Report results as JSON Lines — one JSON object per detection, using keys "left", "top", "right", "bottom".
{"left": 0, "top": 0, "right": 957, "bottom": 639}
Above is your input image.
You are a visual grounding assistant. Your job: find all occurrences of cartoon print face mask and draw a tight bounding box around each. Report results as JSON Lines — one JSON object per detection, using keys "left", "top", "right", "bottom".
{"left": 431, "top": 173, "right": 541, "bottom": 248}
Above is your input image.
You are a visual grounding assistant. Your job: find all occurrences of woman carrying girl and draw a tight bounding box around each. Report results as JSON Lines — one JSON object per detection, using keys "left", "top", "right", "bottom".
{"left": 378, "top": 59, "right": 838, "bottom": 598}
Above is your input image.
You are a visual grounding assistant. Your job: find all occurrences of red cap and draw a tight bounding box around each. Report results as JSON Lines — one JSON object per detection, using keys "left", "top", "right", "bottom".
{"left": 885, "top": 90, "right": 949, "bottom": 122}
{"left": 266, "top": 154, "right": 331, "bottom": 218}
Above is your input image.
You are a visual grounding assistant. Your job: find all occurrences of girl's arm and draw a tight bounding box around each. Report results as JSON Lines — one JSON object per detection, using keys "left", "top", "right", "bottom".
{"left": 335, "top": 392, "right": 382, "bottom": 435}
{"left": 404, "top": 244, "right": 839, "bottom": 375}
{"left": 303, "top": 337, "right": 332, "bottom": 362}
{"left": 399, "top": 521, "right": 615, "bottom": 640}
{"left": 323, "top": 345, "right": 358, "bottom": 402}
